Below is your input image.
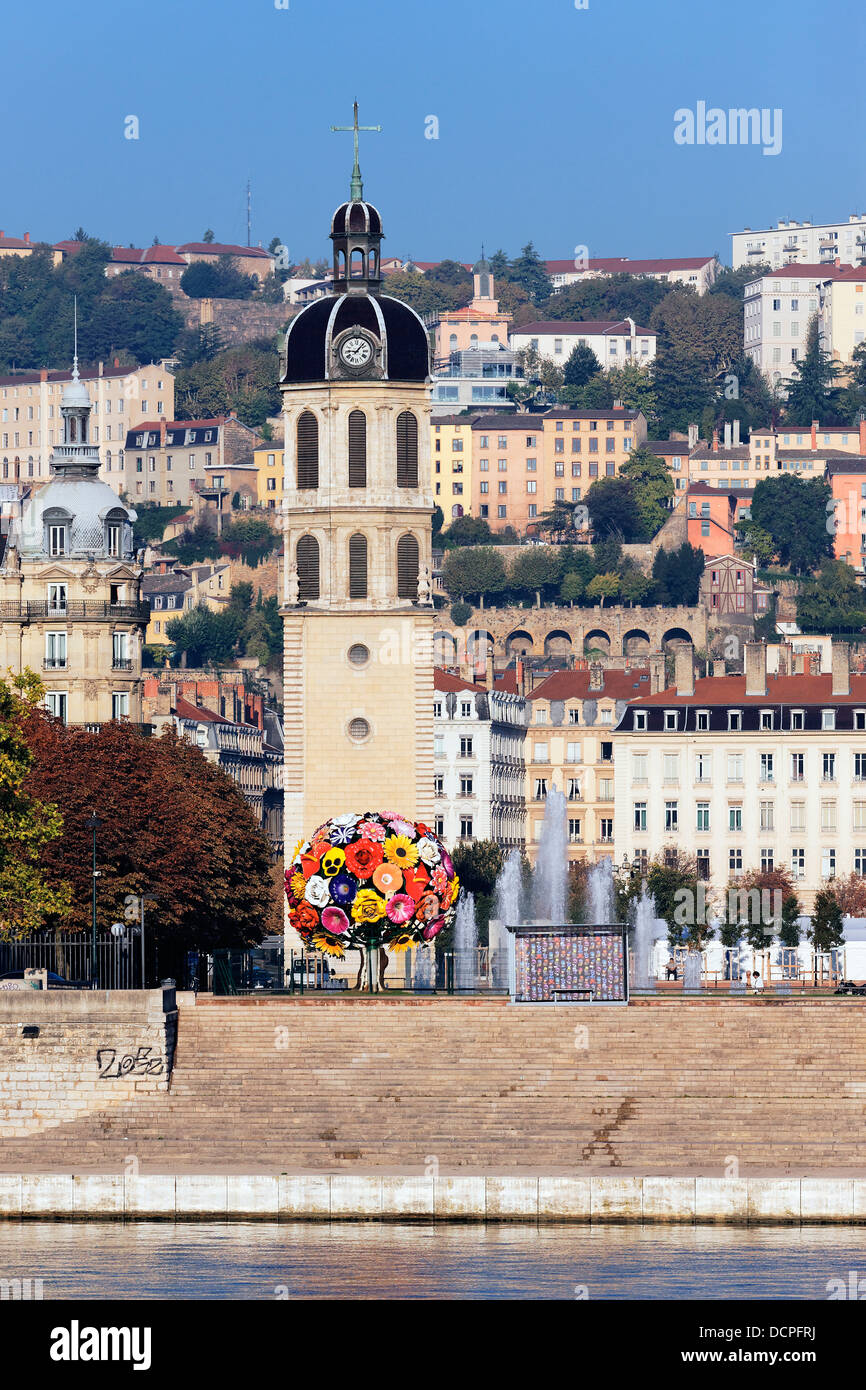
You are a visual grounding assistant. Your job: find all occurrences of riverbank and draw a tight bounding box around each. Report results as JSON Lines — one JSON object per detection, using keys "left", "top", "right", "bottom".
{"left": 2, "top": 1173, "right": 866, "bottom": 1223}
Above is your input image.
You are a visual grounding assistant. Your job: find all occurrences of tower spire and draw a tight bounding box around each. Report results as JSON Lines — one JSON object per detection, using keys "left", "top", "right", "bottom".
{"left": 331, "top": 99, "right": 382, "bottom": 202}
{"left": 72, "top": 295, "right": 79, "bottom": 380}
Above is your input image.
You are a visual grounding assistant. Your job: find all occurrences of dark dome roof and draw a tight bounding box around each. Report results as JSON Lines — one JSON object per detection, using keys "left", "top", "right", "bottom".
{"left": 331, "top": 201, "right": 383, "bottom": 237}
{"left": 282, "top": 293, "right": 430, "bottom": 384}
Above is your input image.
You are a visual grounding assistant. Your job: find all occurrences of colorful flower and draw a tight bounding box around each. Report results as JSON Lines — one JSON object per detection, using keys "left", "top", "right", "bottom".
{"left": 385, "top": 892, "right": 416, "bottom": 926}
{"left": 422, "top": 917, "right": 445, "bottom": 941}
{"left": 321, "top": 906, "right": 350, "bottom": 935}
{"left": 388, "top": 818, "right": 416, "bottom": 839}
{"left": 358, "top": 819, "right": 387, "bottom": 842}
{"left": 345, "top": 839, "right": 384, "bottom": 879}
{"left": 329, "top": 823, "right": 355, "bottom": 846}
{"left": 415, "top": 891, "right": 441, "bottom": 924}
{"left": 291, "top": 902, "right": 319, "bottom": 936}
{"left": 304, "top": 875, "right": 331, "bottom": 909}
{"left": 332, "top": 812, "right": 362, "bottom": 828}
{"left": 352, "top": 889, "right": 387, "bottom": 923}
{"left": 450, "top": 875, "right": 460, "bottom": 906}
{"left": 312, "top": 932, "right": 346, "bottom": 958}
{"left": 384, "top": 834, "right": 419, "bottom": 869}
{"left": 431, "top": 867, "right": 448, "bottom": 896}
{"left": 439, "top": 849, "right": 454, "bottom": 878}
{"left": 416, "top": 837, "right": 440, "bottom": 867}
{"left": 401, "top": 863, "right": 430, "bottom": 902}
{"left": 328, "top": 874, "right": 357, "bottom": 907}
{"left": 373, "top": 863, "right": 403, "bottom": 897}
{"left": 290, "top": 871, "right": 307, "bottom": 900}
{"left": 388, "top": 934, "right": 416, "bottom": 953}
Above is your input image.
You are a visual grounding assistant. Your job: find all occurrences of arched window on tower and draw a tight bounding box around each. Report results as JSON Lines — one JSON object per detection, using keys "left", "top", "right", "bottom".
{"left": 348, "top": 410, "right": 367, "bottom": 487}
{"left": 350, "top": 247, "right": 365, "bottom": 279}
{"left": 397, "top": 533, "right": 420, "bottom": 600}
{"left": 296, "top": 411, "right": 319, "bottom": 489}
{"left": 296, "top": 535, "right": 320, "bottom": 600}
{"left": 349, "top": 533, "right": 368, "bottom": 599}
{"left": 396, "top": 411, "right": 419, "bottom": 488}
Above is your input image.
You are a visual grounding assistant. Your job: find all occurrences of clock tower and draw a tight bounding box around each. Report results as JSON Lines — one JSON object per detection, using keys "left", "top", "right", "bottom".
{"left": 280, "top": 121, "right": 436, "bottom": 887}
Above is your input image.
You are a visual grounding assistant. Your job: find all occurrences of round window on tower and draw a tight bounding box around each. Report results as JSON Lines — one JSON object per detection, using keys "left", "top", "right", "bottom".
{"left": 347, "top": 717, "right": 371, "bottom": 743}
{"left": 348, "top": 643, "right": 370, "bottom": 668}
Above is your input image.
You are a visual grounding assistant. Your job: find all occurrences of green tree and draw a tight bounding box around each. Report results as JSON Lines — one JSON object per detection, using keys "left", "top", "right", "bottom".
{"left": 441, "top": 546, "right": 506, "bottom": 607}
{"left": 620, "top": 569, "right": 653, "bottom": 605}
{"left": 180, "top": 258, "right": 257, "bottom": 300}
{"left": 539, "top": 272, "right": 668, "bottom": 326}
{"left": 585, "top": 476, "right": 642, "bottom": 540}
{"left": 619, "top": 445, "right": 673, "bottom": 538}
{"left": 797, "top": 560, "right": 866, "bottom": 633}
{"left": 563, "top": 343, "right": 602, "bottom": 387}
{"left": 440, "top": 515, "right": 493, "bottom": 547}
{"left": 560, "top": 571, "right": 586, "bottom": 605}
{"left": 165, "top": 604, "right": 240, "bottom": 666}
{"left": 202, "top": 229, "right": 215, "bottom": 243}
{"left": 0, "top": 672, "right": 71, "bottom": 940}
{"left": 502, "top": 242, "right": 552, "bottom": 304}
{"left": 604, "top": 362, "right": 657, "bottom": 426}
{"left": 750, "top": 474, "right": 833, "bottom": 573}
{"left": 784, "top": 317, "right": 845, "bottom": 426}
{"left": 509, "top": 547, "right": 562, "bottom": 605}
{"left": 809, "top": 887, "right": 845, "bottom": 954}
{"left": 586, "top": 572, "right": 621, "bottom": 606}
{"left": 710, "top": 262, "right": 771, "bottom": 298}
{"left": 652, "top": 543, "right": 705, "bottom": 605}
{"left": 173, "top": 342, "right": 279, "bottom": 427}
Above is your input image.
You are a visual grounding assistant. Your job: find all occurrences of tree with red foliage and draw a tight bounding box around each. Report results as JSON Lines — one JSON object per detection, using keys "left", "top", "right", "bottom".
{"left": 21, "top": 714, "right": 280, "bottom": 949}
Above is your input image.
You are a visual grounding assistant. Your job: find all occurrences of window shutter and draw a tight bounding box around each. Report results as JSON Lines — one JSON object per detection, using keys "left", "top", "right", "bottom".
{"left": 296, "top": 411, "right": 318, "bottom": 489}
{"left": 396, "top": 411, "right": 418, "bottom": 487}
{"left": 348, "top": 410, "right": 366, "bottom": 487}
{"left": 349, "top": 533, "right": 368, "bottom": 598}
{"left": 296, "top": 535, "right": 320, "bottom": 600}
{"left": 397, "top": 533, "right": 419, "bottom": 599}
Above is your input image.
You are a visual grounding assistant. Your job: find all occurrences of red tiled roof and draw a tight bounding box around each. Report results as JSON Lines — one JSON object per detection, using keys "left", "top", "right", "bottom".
{"left": 514, "top": 320, "right": 654, "bottom": 336}
{"left": 545, "top": 257, "right": 714, "bottom": 275}
{"left": 176, "top": 242, "right": 271, "bottom": 259}
{"left": 635, "top": 672, "right": 866, "bottom": 707}
{"left": 0, "top": 234, "right": 33, "bottom": 249}
{"left": 111, "top": 246, "right": 187, "bottom": 266}
{"left": 52, "top": 240, "right": 85, "bottom": 253}
{"left": 174, "top": 696, "right": 228, "bottom": 724}
{"left": 829, "top": 266, "right": 866, "bottom": 282}
{"left": 434, "top": 668, "right": 521, "bottom": 694}
{"left": 530, "top": 668, "right": 650, "bottom": 701}
{"left": 763, "top": 263, "right": 853, "bottom": 279}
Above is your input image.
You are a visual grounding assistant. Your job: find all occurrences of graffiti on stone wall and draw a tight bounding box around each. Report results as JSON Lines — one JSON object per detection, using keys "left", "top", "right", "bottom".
{"left": 96, "top": 1046, "right": 164, "bottom": 1079}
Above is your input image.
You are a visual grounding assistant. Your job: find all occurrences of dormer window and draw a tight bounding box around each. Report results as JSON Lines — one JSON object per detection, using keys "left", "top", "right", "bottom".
{"left": 822, "top": 709, "right": 836, "bottom": 731}
{"left": 760, "top": 710, "right": 774, "bottom": 730}
{"left": 791, "top": 709, "right": 804, "bottom": 730}
{"left": 855, "top": 710, "right": 866, "bottom": 731}
{"left": 106, "top": 523, "right": 122, "bottom": 558}
{"left": 696, "top": 710, "right": 709, "bottom": 731}
{"left": 728, "top": 710, "right": 742, "bottom": 731}
{"left": 49, "top": 523, "right": 67, "bottom": 556}
{"left": 634, "top": 711, "right": 647, "bottom": 731}
{"left": 664, "top": 711, "right": 678, "bottom": 731}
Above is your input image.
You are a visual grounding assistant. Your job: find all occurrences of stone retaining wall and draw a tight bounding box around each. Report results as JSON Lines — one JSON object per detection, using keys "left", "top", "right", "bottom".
{"left": 0, "top": 989, "right": 176, "bottom": 1139}
{"left": 0, "top": 1173, "right": 862, "bottom": 1224}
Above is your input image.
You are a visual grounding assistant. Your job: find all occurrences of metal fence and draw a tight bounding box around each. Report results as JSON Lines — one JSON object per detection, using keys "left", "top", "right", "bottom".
{"left": 0, "top": 933, "right": 138, "bottom": 990}
{"left": 211, "top": 945, "right": 510, "bottom": 996}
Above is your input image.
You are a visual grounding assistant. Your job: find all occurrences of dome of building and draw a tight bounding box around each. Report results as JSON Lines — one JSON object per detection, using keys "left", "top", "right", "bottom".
{"left": 15, "top": 476, "right": 137, "bottom": 562}
{"left": 61, "top": 371, "right": 91, "bottom": 409}
{"left": 331, "top": 200, "right": 383, "bottom": 238}
{"left": 282, "top": 292, "right": 431, "bottom": 384}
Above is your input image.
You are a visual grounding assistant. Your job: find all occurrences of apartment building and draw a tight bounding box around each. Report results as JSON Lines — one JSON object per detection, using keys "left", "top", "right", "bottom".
{"left": 432, "top": 415, "right": 474, "bottom": 520}
{"left": 525, "top": 664, "right": 651, "bottom": 864}
{"left": 433, "top": 668, "right": 527, "bottom": 849}
{"left": 688, "top": 419, "right": 866, "bottom": 490}
{"left": 106, "top": 245, "right": 188, "bottom": 289}
{"left": 431, "top": 344, "right": 521, "bottom": 414}
{"left": 141, "top": 562, "right": 232, "bottom": 645}
{"left": 545, "top": 256, "right": 719, "bottom": 295}
{"left": 731, "top": 215, "right": 866, "bottom": 273}
{"left": 743, "top": 264, "right": 848, "bottom": 383}
{"left": 433, "top": 260, "right": 510, "bottom": 359}
{"left": 827, "top": 457, "right": 866, "bottom": 573}
{"left": 123, "top": 414, "right": 261, "bottom": 505}
{"left": 255, "top": 444, "right": 285, "bottom": 510}
{"left": 542, "top": 408, "right": 646, "bottom": 505}
{"left": 0, "top": 231, "right": 61, "bottom": 264}
{"left": 511, "top": 319, "right": 656, "bottom": 370}
{"left": 819, "top": 265, "right": 866, "bottom": 368}
{"left": 613, "top": 641, "right": 866, "bottom": 908}
{"left": 0, "top": 364, "right": 174, "bottom": 489}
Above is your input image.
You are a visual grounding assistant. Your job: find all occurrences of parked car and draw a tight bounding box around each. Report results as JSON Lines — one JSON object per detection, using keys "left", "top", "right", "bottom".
{"left": 835, "top": 980, "right": 866, "bottom": 996}
{"left": 0, "top": 970, "right": 87, "bottom": 990}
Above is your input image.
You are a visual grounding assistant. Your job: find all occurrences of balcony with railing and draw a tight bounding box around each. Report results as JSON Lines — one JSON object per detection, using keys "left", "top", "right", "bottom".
{"left": 0, "top": 600, "right": 150, "bottom": 622}
{"left": 112, "top": 658, "right": 134, "bottom": 671}
{"left": 42, "top": 658, "right": 67, "bottom": 671}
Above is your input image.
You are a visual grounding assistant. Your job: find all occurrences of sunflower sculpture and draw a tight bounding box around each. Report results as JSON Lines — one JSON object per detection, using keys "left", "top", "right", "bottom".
{"left": 285, "top": 812, "right": 460, "bottom": 958}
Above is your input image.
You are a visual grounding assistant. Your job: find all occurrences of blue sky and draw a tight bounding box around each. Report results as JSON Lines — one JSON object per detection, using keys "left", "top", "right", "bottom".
{"left": 4, "top": 0, "right": 864, "bottom": 267}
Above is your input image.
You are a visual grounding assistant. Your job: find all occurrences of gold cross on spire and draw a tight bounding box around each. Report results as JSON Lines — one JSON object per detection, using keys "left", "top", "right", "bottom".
{"left": 331, "top": 100, "right": 382, "bottom": 201}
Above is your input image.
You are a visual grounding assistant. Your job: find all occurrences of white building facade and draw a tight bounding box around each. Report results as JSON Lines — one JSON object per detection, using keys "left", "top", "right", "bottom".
{"left": 434, "top": 671, "right": 526, "bottom": 850}
{"left": 510, "top": 319, "right": 657, "bottom": 371}
{"left": 743, "top": 265, "right": 832, "bottom": 383}
{"left": 731, "top": 215, "right": 866, "bottom": 272}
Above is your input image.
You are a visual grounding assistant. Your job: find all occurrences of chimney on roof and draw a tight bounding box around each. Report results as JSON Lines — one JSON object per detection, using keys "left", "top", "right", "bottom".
{"left": 675, "top": 644, "right": 694, "bottom": 697}
{"left": 744, "top": 640, "right": 767, "bottom": 697}
{"left": 23, "top": 233, "right": 29, "bottom": 244}
{"left": 589, "top": 661, "right": 604, "bottom": 692}
{"left": 860, "top": 417, "right": 866, "bottom": 455}
{"left": 777, "top": 640, "right": 794, "bottom": 676}
{"left": 832, "top": 641, "right": 850, "bottom": 697}
{"left": 712, "top": 428, "right": 719, "bottom": 454}
{"left": 713, "top": 659, "right": 726, "bottom": 678}
{"left": 724, "top": 422, "right": 732, "bottom": 448}
{"left": 811, "top": 420, "right": 818, "bottom": 451}
{"left": 113, "top": 357, "right": 119, "bottom": 367}
{"left": 732, "top": 419, "right": 741, "bottom": 446}
{"left": 486, "top": 654, "right": 495, "bottom": 690}
{"left": 649, "top": 652, "right": 665, "bottom": 695}
{"left": 688, "top": 423, "right": 699, "bottom": 450}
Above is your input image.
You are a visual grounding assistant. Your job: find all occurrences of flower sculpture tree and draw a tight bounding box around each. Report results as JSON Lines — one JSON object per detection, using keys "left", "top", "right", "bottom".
{"left": 285, "top": 813, "right": 460, "bottom": 975}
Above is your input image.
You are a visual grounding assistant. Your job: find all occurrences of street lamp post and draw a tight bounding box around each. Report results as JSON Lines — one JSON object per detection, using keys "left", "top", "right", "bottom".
{"left": 85, "top": 814, "right": 102, "bottom": 986}
{"left": 140, "top": 894, "right": 157, "bottom": 990}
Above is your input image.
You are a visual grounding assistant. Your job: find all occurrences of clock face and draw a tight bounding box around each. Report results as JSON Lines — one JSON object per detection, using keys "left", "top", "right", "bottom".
{"left": 340, "top": 335, "right": 373, "bottom": 369}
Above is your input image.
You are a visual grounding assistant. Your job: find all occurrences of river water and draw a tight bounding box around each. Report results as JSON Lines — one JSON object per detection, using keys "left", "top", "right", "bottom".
{"left": 1, "top": 1221, "right": 865, "bottom": 1299}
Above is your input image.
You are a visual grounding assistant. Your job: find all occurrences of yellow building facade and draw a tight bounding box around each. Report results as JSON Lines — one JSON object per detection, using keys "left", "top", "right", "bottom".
{"left": 431, "top": 415, "right": 473, "bottom": 521}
